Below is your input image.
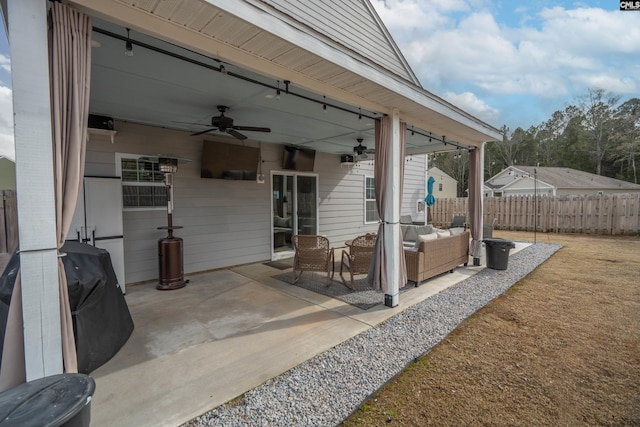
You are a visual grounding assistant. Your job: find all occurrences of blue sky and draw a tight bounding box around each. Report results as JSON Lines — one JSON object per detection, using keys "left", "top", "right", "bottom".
{"left": 1, "top": 1, "right": 640, "bottom": 160}
{"left": 372, "top": 0, "right": 640, "bottom": 130}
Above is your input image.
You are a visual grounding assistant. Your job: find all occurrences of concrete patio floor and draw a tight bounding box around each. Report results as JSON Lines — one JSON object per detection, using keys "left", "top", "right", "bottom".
{"left": 89, "top": 243, "right": 529, "bottom": 427}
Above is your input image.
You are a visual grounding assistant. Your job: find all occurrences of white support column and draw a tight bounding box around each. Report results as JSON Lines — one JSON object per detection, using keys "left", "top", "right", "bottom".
{"left": 8, "top": 0, "right": 63, "bottom": 379}
{"left": 384, "top": 108, "right": 402, "bottom": 307}
{"left": 474, "top": 142, "right": 485, "bottom": 266}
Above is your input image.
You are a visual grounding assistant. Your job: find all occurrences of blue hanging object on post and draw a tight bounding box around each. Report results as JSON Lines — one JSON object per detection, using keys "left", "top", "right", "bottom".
{"left": 425, "top": 176, "right": 436, "bottom": 207}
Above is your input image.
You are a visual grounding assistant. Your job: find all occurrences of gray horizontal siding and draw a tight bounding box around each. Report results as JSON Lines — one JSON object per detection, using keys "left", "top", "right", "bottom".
{"left": 84, "top": 121, "right": 425, "bottom": 284}
{"left": 261, "top": 0, "right": 416, "bottom": 82}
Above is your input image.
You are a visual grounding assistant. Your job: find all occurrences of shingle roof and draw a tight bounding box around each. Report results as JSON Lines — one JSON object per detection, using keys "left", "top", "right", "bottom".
{"left": 513, "top": 166, "right": 640, "bottom": 190}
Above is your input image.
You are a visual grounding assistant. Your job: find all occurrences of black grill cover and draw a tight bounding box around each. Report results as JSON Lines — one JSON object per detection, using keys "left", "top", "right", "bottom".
{"left": 0, "top": 241, "right": 134, "bottom": 374}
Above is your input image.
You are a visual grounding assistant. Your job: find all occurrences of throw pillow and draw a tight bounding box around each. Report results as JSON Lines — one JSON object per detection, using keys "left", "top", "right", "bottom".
{"left": 436, "top": 230, "right": 450, "bottom": 239}
{"left": 449, "top": 227, "right": 465, "bottom": 235}
{"left": 274, "top": 216, "right": 290, "bottom": 228}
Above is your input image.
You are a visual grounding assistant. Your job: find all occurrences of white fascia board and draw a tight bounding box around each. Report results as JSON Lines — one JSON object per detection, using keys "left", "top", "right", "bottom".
{"left": 486, "top": 166, "right": 515, "bottom": 184}
{"left": 501, "top": 176, "right": 554, "bottom": 191}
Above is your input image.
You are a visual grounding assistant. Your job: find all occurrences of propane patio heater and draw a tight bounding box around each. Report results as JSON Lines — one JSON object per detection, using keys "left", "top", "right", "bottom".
{"left": 157, "top": 156, "right": 186, "bottom": 290}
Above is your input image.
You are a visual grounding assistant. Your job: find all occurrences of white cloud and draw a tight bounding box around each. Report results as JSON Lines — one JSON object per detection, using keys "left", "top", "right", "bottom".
{"left": 443, "top": 91, "right": 500, "bottom": 123}
{"left": 372, "top": 0, "right": 640, "bottom": 127}
{"left": 0, "top": 84, "right": 14, "bottom": 161}
{"left": 0, "top": 54, "right": 9, "bottom": 72}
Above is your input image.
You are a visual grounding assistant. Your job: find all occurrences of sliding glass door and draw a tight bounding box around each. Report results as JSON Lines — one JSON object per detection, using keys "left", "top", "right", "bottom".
{"left": 271, "top": 172, "right": 318, "bottom": 259}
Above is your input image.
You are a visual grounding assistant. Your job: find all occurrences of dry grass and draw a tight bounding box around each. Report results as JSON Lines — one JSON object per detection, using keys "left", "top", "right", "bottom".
{"left": 341, "top": 231, "right": 640, "bottom": 427}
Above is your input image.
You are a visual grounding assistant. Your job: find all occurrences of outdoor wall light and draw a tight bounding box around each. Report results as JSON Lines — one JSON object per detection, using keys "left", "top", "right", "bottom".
{"left": 124, "top": 28, "right": 133, "bottom": 57}
{"left": 159, "top": 157, "right": 178, "bottom": 173}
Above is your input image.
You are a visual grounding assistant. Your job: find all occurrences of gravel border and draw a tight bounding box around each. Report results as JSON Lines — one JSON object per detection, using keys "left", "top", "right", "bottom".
{"left": 184, "top": 242, "right": 562, "bottom": 427}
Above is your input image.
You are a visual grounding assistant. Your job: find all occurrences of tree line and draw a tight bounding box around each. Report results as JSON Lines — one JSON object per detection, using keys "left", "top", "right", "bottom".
{"left": 430, "top": 88, "right": 640, "bottom": 197}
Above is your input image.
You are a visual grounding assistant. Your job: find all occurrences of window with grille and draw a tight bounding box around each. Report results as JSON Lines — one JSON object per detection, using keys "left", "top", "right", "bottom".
{"left": 364, "top": 176, "right": 379, "bottom": 223}
{"left": 116, "top": 153, "right": 168, "bottom": 210}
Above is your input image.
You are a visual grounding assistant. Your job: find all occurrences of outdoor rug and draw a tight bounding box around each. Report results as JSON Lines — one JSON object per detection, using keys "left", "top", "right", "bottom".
{"left": 272, "top": 267, "right": 411, "bottom": 310}
{"left": 263, "top": 259, "right": 294, "bottom": 270}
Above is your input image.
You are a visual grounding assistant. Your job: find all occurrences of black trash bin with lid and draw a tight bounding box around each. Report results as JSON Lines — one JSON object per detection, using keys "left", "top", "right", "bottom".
{"left": 483, "top": 238, "right": 516, "bottom": 270}
{"left": 0, "top": 373, "right": 95, "bottom": 427}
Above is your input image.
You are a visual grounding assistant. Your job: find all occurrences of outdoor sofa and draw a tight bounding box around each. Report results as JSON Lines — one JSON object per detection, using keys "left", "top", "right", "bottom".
{"left": 404, "top": 229, "right": 470, "bottom": 285}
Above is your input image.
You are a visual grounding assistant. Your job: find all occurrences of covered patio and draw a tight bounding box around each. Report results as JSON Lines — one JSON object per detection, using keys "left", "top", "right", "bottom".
{"left": 2, "top": 0, "right": 505, "bottom": 423}
{"left": 89, "top": 242, "right": 532, "bottom": 426}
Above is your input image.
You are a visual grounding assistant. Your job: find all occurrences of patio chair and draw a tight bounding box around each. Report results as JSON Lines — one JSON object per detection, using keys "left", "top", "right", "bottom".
{"left": 292, "top": 235, "right": 335, "bottom": 285}
{"left": 449, "top": 215, "right": 467, "bottom": 230}
{"left": 339, "top": 233, "right": 376, "bottom": 289}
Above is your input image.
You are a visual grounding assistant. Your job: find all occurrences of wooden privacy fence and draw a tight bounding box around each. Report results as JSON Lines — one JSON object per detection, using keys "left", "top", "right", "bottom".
{"left": 430, "top": 193, "right": 640, "bottom": 235}
{"left": 1, "top": 190, "right": 18, "bottom": 254}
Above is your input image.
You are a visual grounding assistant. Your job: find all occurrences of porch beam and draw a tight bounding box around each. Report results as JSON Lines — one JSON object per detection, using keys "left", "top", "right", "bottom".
{"left": 8, "top": 0, "right": 63, "bottom": 378}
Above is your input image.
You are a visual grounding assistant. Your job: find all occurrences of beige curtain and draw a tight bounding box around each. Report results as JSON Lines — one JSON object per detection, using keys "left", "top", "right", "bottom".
{"left": 0, "top": 272, "right": 25, "bottom": 391}
{"left": 50, "top": 2, "right": 92, "bottom": 373}
{"left": 0, "top": 2, "right": 91, "bottom": 391}
{"left": 468, "top": 148, "right": 483, "bottom": 259}
{"left": 367, "top": 116, "right": 407, "bottom": 292}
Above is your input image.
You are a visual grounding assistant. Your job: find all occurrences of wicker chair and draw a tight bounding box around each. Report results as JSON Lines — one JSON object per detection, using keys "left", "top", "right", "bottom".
{"left": 449, "top": 215, "right": 467, "bottom": 229}
{"left": 292, "top": 235, "right": 335, "bottom": 285}
{"left": 339, "top": 233, "right": 376, "bottom": 289}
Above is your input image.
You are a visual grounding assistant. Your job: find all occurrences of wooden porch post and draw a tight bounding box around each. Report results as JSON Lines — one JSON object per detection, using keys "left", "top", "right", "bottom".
{"left": 7, "top": 0, "right": 64, "bottom": 378}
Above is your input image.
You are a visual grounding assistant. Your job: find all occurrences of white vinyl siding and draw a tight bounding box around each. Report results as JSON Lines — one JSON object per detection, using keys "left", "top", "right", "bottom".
{"left": 260, "top": 0, "right": 418, "bottom": 83}
{"left": 84, "top": 121, "right": 427, "bottom": 284}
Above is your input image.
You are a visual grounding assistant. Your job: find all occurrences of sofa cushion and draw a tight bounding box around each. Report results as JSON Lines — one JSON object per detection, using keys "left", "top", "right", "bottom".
{"left": 403, "top": 225, "right": 419, "bottom": 242}
{"left": 401, "top": 225, "right": 409, "bottom": 240}
{"left": 436, "top": 230, "right": 450, "bottom": 239}
{"left": 400, "top": 215, "right": 413, "bottom": 225}
{"left": 415, "top": 233, "right": 438, "bottom": 248}
{"left": 415, "top": 225, "right": 433, "bottom": 235}
{"left": 449, "top": 227, "right": 465, "bottom": 235}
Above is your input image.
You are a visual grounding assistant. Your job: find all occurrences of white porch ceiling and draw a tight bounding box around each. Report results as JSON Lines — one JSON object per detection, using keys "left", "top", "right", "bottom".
{"left": 75, "top": 0, "right": 503, "bottom": 156}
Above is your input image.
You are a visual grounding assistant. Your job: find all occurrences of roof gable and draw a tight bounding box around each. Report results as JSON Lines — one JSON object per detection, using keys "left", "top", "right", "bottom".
{"left": 428, "top": 166, "right": 456, "bottom": 183}
{"left": 514, "top": 166, "right": 640, "bottom": 190}
{"left": 255, "top": 0, "right": 420, "bottom": 85}
{"left": 500, "top": 175, "right": 554, "bottom": 191}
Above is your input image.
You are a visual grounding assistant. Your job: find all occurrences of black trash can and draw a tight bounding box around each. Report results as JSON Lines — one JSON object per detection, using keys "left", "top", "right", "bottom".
{"left": 0, "top": 373, "right": 95, "bottom": 427}
{"left": 483, "top": 238, "right": 516, "bottom": 270}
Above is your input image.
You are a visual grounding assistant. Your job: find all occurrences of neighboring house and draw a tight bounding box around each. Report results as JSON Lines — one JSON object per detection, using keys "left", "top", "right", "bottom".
{"left": 0, "top": 157, "right": 16, "bottom": 190}
{"left": 2, "top": 0, "right": 502, "bottom": 389}
{"left": 485, "top": 166, "right": 640, "bottom": 197}
{"left": 427, "top": 166, "right": 457, "bottom": 199}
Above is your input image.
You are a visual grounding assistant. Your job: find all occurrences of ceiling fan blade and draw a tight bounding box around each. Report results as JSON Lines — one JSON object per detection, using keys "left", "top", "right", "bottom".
{"left": 233, "top": 125, "right": 271, "bottom": 133}
{"left": 191, "top": 128, "right": 215, "bottom": 136}
{"left": 227, "top": 129, "right": 248, "bottom": 140}
{"left": 173, "top": 120, "right": 207, "bottom": 126}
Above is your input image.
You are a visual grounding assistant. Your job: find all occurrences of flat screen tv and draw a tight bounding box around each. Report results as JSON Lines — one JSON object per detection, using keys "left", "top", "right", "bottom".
{"left": 201, "top": 140, "right": 259, "bottom": 180}
{"left": 282, "top": 146, "right": 315, "bottom": 172}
